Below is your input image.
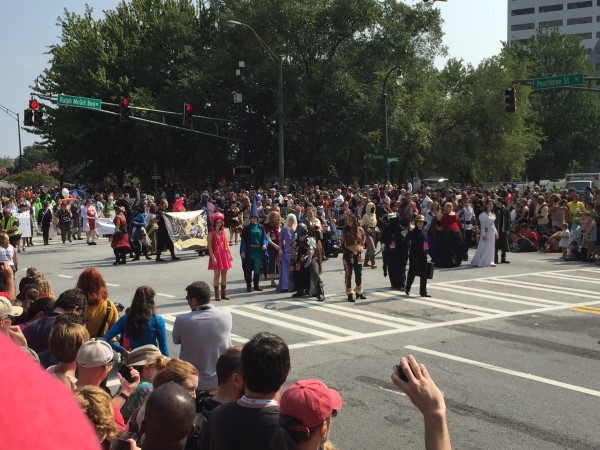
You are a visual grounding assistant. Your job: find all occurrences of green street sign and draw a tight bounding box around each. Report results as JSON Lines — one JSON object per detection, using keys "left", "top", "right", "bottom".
{"left": 57, "top": 94, "right": 102, "bottom": 110}
{"left": 532, "top": 73, "right": 584, "bottom": 91}
{"left": 388, "top": 157, "right": 399, "bottom": 162}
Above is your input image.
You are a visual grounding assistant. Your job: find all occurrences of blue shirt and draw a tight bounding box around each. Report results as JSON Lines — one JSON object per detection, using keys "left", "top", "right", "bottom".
{"left": 103, "top": 314, "right": 169, "bottom": 356}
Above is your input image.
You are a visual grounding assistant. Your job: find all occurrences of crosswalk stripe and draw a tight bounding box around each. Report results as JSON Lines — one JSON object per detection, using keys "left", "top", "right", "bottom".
{"left": 225, "top": 306, "right": 343, "bottom": 339}
{"left": 497, "top": 279, "right": 600, "bottom": 298}
{"left": 430, "top": 285, "right": 562, "bottom": 308}
{"left": 535, "top": 273, "right": 600, "bottom": 285}
{"left": 374, "top": 291, "right": 503, "bottom": 315}
{"left": 278, "top": 300, "right": 421, "bottom": 328}
{"left": 432, "top": 268, "right": 586, "bottom": 285}
{"left": 242, "top": 304, "right": 363, "bottom": 336}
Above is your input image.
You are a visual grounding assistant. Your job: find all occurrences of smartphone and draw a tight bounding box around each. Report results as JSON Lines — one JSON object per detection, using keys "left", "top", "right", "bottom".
{"left": 394, "top": 363, "right": 413, "bottom": 383}
{"left": 110, "top": 438, "right": 132, "bottom": 450}
{"left": 118, "top": 364, "right": 134, "bottom": 383}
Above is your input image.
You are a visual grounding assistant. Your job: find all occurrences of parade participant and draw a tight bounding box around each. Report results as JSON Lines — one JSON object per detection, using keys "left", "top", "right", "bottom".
{"left": 303, "top": 206, "right": 324, "bottom": 274}
{"left": 265, "top": 210, "right": 281, "bottom": 288}
{"left": 457, "top": 194, "right": 474, "bottom": 260}
{"left": 145, "top": 203, "right": 159, "bottom": 255}
{"left": 56, "top": 202, "right": 73, "bottom": 243}
{"left": 155, "top": 198, "right": 180, "bottom": 262}
{"left": 290, "top": 223, "right": 325, "bottom": 301}
{"left": 434, "top": 202, "right": 463, "bottom": 268}
{"left": 471, "top": 199, "right": 497, "bottom": 267}
{"left": 130, "top": 208, "right": 152, "bottom": 261}
{"left": 493, "top": 197, "right": 511, "bottom": 264}
{"left": 240, "top": 204, "right": 267, "bottom": 292}
{"left": 381, "top": 213, "right": 409, "bottom": 290}
{"left": 1, "top": 207, "right": 20, "bottom": 250}
{"left": 278, "top": 214, "right": 297, "bottom": 292}
{"left": 208, "top": 212, "right": 233, "bottom": 301}
{"left": 405, "top": 215, "right": 430, "bottom": 297}
{"left": 111, "top": 206, "right": 131, "bottom": 266}
{"left": 70, "top": 198, "right": 82, "bottom": 240}
{"left": 82, "top": 198, "right": 98, "bottom": 245}
{"left": 105, "top": 195, "right": 116, "bottom": 220}
{"left": 340, "top": 214, "right": 366, "bottom": 303}
{"left": 227, "top": 200, "right": 242, "bottom": 245}
{"left": 361, "top": 202, "right": 379, "bottom": 269}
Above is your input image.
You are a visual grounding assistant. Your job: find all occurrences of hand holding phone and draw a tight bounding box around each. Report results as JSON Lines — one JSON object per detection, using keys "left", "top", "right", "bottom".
{"left": 118, "top": 364, "right": 135, "bottom": 383}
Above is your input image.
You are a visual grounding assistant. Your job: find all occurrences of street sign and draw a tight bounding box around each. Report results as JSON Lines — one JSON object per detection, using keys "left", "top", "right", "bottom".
{"left": 57, "top": 94, "right": 102, "bottom": 110}
{"left": 388, "top": 157, "right": 399, "bottom": 162}
{"left": 151, "top": 172, "right": 161, "bottom": 180}
{"left": 532, "top": 73, "right": 584, "bottom": 91}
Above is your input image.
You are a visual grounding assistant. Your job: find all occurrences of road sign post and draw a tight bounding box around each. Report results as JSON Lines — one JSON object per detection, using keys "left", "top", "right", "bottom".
{"left": 57, "top": 94, "right": 102, "bottom": 110}
{"left": 532, "top": 73, "right": 584, "bottom": 91}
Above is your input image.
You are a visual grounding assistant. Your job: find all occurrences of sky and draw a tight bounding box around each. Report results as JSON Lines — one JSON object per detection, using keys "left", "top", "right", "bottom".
{"left": 0, "top": 0, "right": 507, "bottom": 160}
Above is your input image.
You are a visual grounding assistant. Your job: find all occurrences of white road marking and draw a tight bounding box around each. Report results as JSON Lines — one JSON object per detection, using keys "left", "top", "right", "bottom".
{"left": 243, "top": 304, "right": 363, "bottom": 336}
{"left": 57, "top": 274, "right": 74, "bottom": 279}
{"left": 375, "top": 291, "right": 500, "bottom": 316}
{"left": 106, "top": 283, "right": 120, "bottom": 287}
{"left": 405, "top": 345, "right": 600, "bottom": 398}
{"left": 226, "top": 306, "right": 343, "bottom": 339}
{"left": 378, "top": 386, "right": 407, "bottom": 397}
{"left": 156, "top": 292, "right": 176, "bottom": 298}
{"left": 432, "top": 268, "right": 588, "bottom": 285}
{"left": 277, "top": 300, "right": 415, "bottom": 329}
{"left": 495, "top": 279, "right": 600, "bottom": 298}
{"left": 536, "top": 272, "right": 600, "bottom": 283}
{"left": 430, "top": 285, "right": 563, "bottom": 307}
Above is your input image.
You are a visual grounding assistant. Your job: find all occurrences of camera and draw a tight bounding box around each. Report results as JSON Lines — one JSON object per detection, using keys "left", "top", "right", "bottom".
{"left": 394, "top": 363, "right": 414, "bottom": 383}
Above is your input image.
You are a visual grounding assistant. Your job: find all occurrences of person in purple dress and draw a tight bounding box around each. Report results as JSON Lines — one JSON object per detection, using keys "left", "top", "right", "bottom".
{"left": 278, "top": 213, "right": 297, "bottom": 292}
{"left": 208, "top": 212, "right": 233, "bottom": 301}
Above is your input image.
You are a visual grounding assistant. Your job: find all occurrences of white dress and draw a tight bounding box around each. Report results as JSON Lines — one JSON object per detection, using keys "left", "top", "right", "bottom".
{"left": 471, "top": 212, "right": 496, "bottom": 267}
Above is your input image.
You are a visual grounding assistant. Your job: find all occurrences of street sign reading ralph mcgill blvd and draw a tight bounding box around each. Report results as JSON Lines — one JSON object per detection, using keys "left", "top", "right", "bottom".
{"left": 57, "top": 94, "right": 102, "bottom": 110}
{"left": 532, "top": 73, "right": 584, "bottom": 91}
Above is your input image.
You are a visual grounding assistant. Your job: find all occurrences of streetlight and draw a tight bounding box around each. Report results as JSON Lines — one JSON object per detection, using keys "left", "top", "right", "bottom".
{"left": 0, "top": 104, "right": 23, "bottom": 172}
{"left": 227, "top": 20, "right": 284, "bottom": 183}
{"left": 381, "top": 66, "right": 403, "bottom": 183}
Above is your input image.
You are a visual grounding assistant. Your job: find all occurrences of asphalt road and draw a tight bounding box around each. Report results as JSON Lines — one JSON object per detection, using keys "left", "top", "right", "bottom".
{"left": 20, "top": 235, "right": 600, "bottom": 449}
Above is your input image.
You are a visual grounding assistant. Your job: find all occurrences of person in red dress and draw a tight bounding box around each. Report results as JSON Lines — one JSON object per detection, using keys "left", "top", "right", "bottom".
{"left": 434, "top": 202, "right": 463, "bottom": 267}
{"left": 208, "top": 212, "right": 233, "bottom": 301}
{"left": 111, "top": 206, "right": 131, "bottom": 266}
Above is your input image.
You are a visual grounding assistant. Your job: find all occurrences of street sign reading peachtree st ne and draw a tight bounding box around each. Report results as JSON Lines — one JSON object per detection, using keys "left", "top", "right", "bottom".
{"left": 532, "top": 73, "right": 584, "bottom": 91}
{"left": 57, "top": 94, "right": 102, "bottom": 110}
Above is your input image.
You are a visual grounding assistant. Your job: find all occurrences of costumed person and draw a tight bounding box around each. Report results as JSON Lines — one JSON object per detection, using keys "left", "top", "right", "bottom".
{"left": 40, "top": 201, "right": 52, "bottom": 245}
{"left": 130, "top": 208, "right": 151, "bottom": 261}
{"left": 105, "top": 195, "right": 116, "bottom": 220}
{"left": 457, "top": 195, "right": 474, "bottom": 261}
{"left": 340, "top": 214, "right": 366, "bottom": 303}
{"left": 380, "top": 212, "right": 409, "bottom": 290}
{"left": 145, "top": 203, "right": 158, "bottom": 255}
{"left": 434, "top": 202, "right": 463, "bottom": 267}
{"left": 82, "top": 198, "right": 98, "bottom": 245}
{"left": 227, "top": 201, "right": 242, "bottom": 245}
{"left": 360, "top": 202, "right": 379, "bottom": 269}
{"left": 240, "top": 201, "right": 267, "bottom": 292}
{"left": 111, "top": 206, "right": 131, "bottom": 265}
{"left": 405, "top": 215, "right": 430, "bottom": 297}
{"left": 265, "top": 210, "right": 281, "bottom": 288}
{"left": 493, "top": 197, "right": 511, "bottom": 264}
{"left": 155, "top": 198, "right": 180, "bottom": 262}
{"left": 208, "top": 212, "right": 233, "bottom": 301}
{"left": 471, "top": 199, "right": 497, "bottom": 267}
{"left": 290, "top": 223, "right": 325, "bottom": 301}
{"left": 278, "top": 213, "right": 297, "bottom": 292}
{"left": 303, "top": 206, "right": 324, "bottom": 274}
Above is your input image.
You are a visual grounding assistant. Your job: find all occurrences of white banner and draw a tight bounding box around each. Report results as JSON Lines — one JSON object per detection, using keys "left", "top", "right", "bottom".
{"left": 166, "top": 210, "right": 208, "bottom": 250}
{"left": 95, "top": 218, "right": 116, "bottom": 235}
{"left": 17, "top": 212, "right": 32, "bottom": 238}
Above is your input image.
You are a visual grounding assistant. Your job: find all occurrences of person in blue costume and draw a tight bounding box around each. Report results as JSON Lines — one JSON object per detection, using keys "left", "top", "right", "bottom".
{"left": 240, "top": 197, "right": 268, "bottom": 292}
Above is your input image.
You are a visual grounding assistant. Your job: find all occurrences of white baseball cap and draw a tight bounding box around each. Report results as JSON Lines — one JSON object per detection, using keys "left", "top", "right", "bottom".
{"left": 0, "top": 296, "right": 23, "bottom": 318}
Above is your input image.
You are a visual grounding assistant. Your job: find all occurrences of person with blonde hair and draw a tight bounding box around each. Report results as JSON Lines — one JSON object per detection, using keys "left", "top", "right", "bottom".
{"left": 34, "top": 272, "right": 55, "bottom": 300}
{"left": 75, "top": 385, "right": 120, "bottom": 447}
{"left": 0, "top": 231, "right": 17, "bottom": 273}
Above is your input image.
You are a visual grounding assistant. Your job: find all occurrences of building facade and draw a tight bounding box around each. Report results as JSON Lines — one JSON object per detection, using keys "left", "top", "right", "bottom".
{"left": 507, "top": 0, "right": 600, "bottom": 72}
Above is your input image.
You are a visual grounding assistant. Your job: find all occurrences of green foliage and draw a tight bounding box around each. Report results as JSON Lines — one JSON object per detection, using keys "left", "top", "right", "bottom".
{"left": 6, "top": 171, "right": 57, "bottom": 188}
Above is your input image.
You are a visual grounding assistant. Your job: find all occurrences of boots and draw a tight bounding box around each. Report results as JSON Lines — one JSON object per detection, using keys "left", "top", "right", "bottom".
{"left": 316, "top": 282, "right": 325, "bottom": 302}
{"left": 245, "top": 272, "right": 252, "bottom": 292}
{"left": 347, "top": 293, "right": 355, "bottom": 303}
{"left": 214, "top": 286, "right": 221, "bottom": 301}
{"left": 253, "top": 275, "right": 263, "bottom": 291}
{"left": 221, "top": 284, "right": 230, "bottom": 300}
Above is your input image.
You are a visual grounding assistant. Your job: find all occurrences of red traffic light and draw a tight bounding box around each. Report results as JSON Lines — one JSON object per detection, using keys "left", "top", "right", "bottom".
{"left": 122, "top": 98, "right": 129, "bottom": 106}
{"left": 29, "top": 99, "right": 39, "bottom": 110}
{"left": 185, "top": 104, "right": 192, "bottom": 112}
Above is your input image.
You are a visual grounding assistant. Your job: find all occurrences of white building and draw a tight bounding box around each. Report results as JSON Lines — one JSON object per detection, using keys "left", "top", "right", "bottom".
{"left": 507, "top": 0, "right": 600, "bottom": 72}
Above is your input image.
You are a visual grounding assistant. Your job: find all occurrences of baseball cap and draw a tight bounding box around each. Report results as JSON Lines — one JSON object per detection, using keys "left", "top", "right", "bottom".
{"left": 127, "top": 344, "right": 161, "bottom": 366}
{"left": 280, "top": 379, "right": 343, "bottom": 433}
{"left": 77, "top": 338, "right": 120, "bottom": 367}
{"left": 0, "top": 296, "right": 23, "bottom": 317}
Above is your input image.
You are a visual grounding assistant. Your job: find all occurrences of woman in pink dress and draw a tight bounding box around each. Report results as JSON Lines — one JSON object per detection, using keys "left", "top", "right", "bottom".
{"left": 207, "top": 212, "right": 233, "bottom": 301}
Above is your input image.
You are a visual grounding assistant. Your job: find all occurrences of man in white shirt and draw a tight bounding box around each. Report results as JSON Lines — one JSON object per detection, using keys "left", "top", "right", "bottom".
{"left": 172, "top": 281, "right": 232, "bottom": 391}
{"left": 457, "top": 194, "right": 474, "bottom": 261}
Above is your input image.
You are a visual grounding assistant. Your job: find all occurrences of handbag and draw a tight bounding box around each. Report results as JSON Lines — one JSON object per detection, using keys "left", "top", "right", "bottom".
{"left": 426, "top": 261, "right": 435, "bottom": 280}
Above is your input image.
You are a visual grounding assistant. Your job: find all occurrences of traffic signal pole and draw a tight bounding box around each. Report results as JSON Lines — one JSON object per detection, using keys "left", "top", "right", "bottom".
{"left": 0, "top": 104, "right": 23, "bottom": 171}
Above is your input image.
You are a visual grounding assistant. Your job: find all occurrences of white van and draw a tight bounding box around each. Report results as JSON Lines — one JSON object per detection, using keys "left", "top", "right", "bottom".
{"left": 565, "top": 173, "right": 599, "bottom": 194}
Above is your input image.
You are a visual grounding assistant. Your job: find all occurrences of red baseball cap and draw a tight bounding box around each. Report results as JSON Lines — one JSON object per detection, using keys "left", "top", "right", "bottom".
{"left": 280, "top": 379, "right": 342, "bottom": 434}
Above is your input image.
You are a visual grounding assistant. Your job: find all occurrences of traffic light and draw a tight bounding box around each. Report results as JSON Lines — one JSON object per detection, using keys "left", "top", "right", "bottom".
{"left": 34, "top": 109, "right": 44, "bottom": 127}
{"left": 504, "top": 86, "right": 516, "bottom": 113}
{"left": 183, "top": 103, "right": 193, "bottom": 128}
{"left": 24, "top": 109, "right": 34, "bottom": 126}
{"left": 233, "top": 166, "right": 253, "bottom": 177}
{"left": 29, "top": 99, "right": 40, "bottom": 110}
{"left": 120, "top": 96, "right": 130, "bottom": 120}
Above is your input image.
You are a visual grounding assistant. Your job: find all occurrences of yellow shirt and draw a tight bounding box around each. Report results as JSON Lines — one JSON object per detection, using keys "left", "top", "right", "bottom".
{"left": 85, "top": 299, "right": 119, "bottom": 338}
{"left": 567, "top": 201, "right": 585, "bottom": 217}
